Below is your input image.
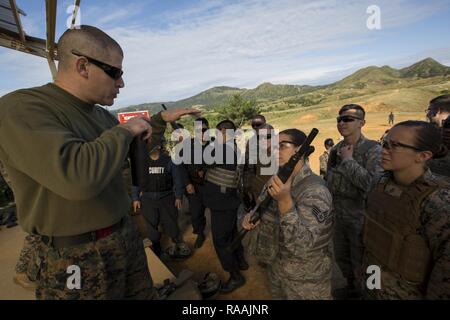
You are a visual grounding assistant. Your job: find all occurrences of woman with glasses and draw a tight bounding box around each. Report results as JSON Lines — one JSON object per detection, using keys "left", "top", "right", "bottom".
{"left": 363, "top": 120, "right": 450, "bottom": 299}
{"left": 242, "top": 129, "right": 334, "bottom": 299}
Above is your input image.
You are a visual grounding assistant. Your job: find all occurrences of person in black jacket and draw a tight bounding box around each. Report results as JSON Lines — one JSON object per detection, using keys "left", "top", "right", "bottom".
{"left": 182, "top": 117, "right": 210, "bottom": 248}
{"left": 203, "top": 119, "right": 248, "bottom": 293}
{"left": 132, "top": 137, "right": 190, "bottom": 259}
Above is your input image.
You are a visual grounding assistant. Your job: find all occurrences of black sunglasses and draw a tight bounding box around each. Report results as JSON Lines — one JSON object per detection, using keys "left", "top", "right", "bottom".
{"left": 337, "top": 115, "right": 362, "bottom": 123}
{"left": 71, "top": 50, "right": 123, "bottom": 80}
{"left": 381, "top": 139, "right": 423, "bottom": 152}
{"left": 278, "top": 140, "right": 298, "bottom": 148}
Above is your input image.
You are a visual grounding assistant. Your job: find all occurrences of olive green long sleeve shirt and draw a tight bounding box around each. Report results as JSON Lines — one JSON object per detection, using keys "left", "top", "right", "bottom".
{"left": 0, "top": 83, "right": 165, "bottom": 236}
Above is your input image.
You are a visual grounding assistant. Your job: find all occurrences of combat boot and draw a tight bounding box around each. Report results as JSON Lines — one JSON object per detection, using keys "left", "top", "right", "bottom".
{"left": 219, "top": 270, "right": 245, "bottom": 293}
{"left": 13, "top": 272, "right": 36, "bottom": 291}
{"left": 152, "top": 242, "right": 162, "bottom": 257}
{"left": 237, "top": 255, "right": 249, "bottom": 271}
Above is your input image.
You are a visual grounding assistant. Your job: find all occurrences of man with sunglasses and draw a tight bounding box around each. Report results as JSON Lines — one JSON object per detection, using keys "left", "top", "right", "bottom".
{"left": 327, "top": 104, "right": 383, "bottom": 299}
{"left": 0, "top": 25, "right": 200, "bottom": 300}
{"left": 426, "top": 94, "right": 450, "bottom": 179}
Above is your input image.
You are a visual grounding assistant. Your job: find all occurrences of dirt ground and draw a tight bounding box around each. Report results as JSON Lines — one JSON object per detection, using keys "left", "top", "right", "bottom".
{"left": 0, "top": 206, "right": 346, "bottom": 300}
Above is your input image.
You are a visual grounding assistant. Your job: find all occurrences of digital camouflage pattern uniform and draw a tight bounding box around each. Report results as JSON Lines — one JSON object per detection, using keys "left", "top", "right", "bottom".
{"left": 250, "top": 164, "right": 334, "bottom": 299}
{"left": 319, "top": 150, "right": 329, "bottom": 179}
{"left": 363, "top": 170, "right": 450, "bottom": 299}
{"left": 327, "top": 135, "right": 383, "bottom": 289}
{"left": 15, "top": 234, "right": 40, "bottom": 281}
{"left": 36, "top": 215, "right": 155, "bottom": 300}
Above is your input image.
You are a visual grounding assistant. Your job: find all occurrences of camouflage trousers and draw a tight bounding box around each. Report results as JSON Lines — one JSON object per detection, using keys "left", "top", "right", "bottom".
{"left": 35, "top": 215, "right": 156, "bottom": 300}
{"left": 266, "top": 259, "right": 332, "bottom": 300}
{"left": 15, "top": 234, "right": 40, "bottom": 281}
{"left": 333, "top": 211, "right": 365, "bottom": 287}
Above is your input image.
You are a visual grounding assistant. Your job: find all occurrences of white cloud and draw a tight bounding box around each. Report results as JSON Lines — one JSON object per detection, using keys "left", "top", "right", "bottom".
{"left": 0, "top": 51, "right": 51, "bottom": 97}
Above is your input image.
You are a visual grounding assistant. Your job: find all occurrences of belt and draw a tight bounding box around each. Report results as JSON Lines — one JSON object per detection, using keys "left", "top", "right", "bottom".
{"left": 41, "top": 218, "right": 124, "bottom": 249}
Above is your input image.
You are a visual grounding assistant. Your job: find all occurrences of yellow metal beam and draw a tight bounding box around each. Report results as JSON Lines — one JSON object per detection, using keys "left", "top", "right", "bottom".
{"left": 9, "top": 0, "right": 25, "bottom": 44}
{"left": 45, "top": 0, "right": 58, "bottom": 79}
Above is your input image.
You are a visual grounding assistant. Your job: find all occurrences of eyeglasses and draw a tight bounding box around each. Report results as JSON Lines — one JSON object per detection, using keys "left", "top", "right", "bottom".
{"left": 278, "top": 140, "right": 298, "bottom": 149}
{"left": 71, "top": 50, "right": 124, "bottom": 80}
{"left": 336, "top": 115, "right": 362, "bottom": 123}
{"left": 381, "top": 139, "right": 423, "bottom": 152}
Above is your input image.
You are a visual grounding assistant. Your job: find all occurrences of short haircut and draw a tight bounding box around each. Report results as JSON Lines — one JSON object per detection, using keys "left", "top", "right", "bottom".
{"left": 252, "top": 115, "right": 266, "bottom": 123}
{"left": 57, "top": 25, "right": 123, "bottom": 71}
{"left": 339, "top": 104, "right": 366, "bottom": 119}
{"left": 216, "top": 119, "right": 236, "bottom": 130}
{"left": 429, "top": 94, "right": 450, "bottom": 113}
{"left": 324, "top": 138, "right": 334, "bottom": 147}
{"left": 195, "top": 117, "right": 209, "bottom": 127}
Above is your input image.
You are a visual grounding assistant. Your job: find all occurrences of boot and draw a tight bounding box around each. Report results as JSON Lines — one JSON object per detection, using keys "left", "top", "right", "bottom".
{"left": 237, "top": 255, "right": 249, "bottom": 271}
{"left": 194, "top": 232, "right": 205, "bottom": 249}
{"left": 13, "top": 272, "right": 36, "bottom": 291}
{"left": 152, "top": 242, "right": 162, "bottom": 257}
{"left": 219, "top": 271, "right": 245, "bottom": 293}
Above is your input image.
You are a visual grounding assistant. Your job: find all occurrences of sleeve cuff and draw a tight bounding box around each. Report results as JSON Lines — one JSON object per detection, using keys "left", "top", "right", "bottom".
{"left": 280, "top": 205, "right": 298, "bottom": 225}
{"left": 111, "top": 126, "right": 134, "bottom": 144}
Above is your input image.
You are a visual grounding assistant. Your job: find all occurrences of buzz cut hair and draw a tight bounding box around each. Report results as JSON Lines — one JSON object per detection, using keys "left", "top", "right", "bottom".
{"left": 57, "top": 25, "right": 123, "bottom": 71}
{"left": 339, "top": 104, "right": 366, "bottom": 119}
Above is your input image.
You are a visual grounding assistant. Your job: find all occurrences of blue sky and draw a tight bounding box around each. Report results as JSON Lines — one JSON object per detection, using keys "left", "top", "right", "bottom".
{"left": 1, "top": 0, "right": 450, "bottom": 109}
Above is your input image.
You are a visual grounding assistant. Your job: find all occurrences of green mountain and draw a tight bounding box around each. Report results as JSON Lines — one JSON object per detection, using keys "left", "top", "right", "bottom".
{"left": 399, "top": 58, "right": 450, "bottom": 78}
{"left": 172, "top": 86, "right": 243, "bottom": 108}
{"left": 113, "top": 57, "right": 450, "bottom": 115}
{"left": 332, "top": 65, "right": 401, "bottom": 88}
{"left": 242, "top": 82, "right": 317, "bottom": 101}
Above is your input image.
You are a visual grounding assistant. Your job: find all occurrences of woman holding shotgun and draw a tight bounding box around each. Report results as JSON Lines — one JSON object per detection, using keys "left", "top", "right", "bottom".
{"left": 242, "top": 128, "right": 333, "bottom": 300}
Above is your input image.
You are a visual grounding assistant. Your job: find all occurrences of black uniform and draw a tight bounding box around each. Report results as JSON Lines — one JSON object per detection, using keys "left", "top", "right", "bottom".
{"left": 183, "top": 138, "right": 208, "bottom": 235}
{"left": 203, "top": 141, "right": 245, "bottom": 273}
{"left": 132, "top": 152, "right": 185, "bottom": 245}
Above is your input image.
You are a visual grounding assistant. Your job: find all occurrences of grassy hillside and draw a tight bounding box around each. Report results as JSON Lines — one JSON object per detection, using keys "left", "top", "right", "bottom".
{"left": 114, "top": 57, "right": 450, "bottom": 117}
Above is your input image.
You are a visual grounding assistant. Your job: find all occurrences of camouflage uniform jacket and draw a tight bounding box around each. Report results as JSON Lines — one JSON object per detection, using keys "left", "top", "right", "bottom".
{"left": 250, "top": 164, "right": 333, "bottom": 281}
{"left": 327, "top": 135, "right": 383, "bottom": 217}
{"left": 365, "top": 170, "right": 450, "bottom": 299}
{"left": 319, "top": 150, "right": 329, "bottom": 178}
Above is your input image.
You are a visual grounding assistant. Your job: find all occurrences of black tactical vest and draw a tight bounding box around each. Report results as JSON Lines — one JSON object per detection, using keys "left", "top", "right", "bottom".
{"left": 143, "top": 153, "right": 173, "bottom": 192}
